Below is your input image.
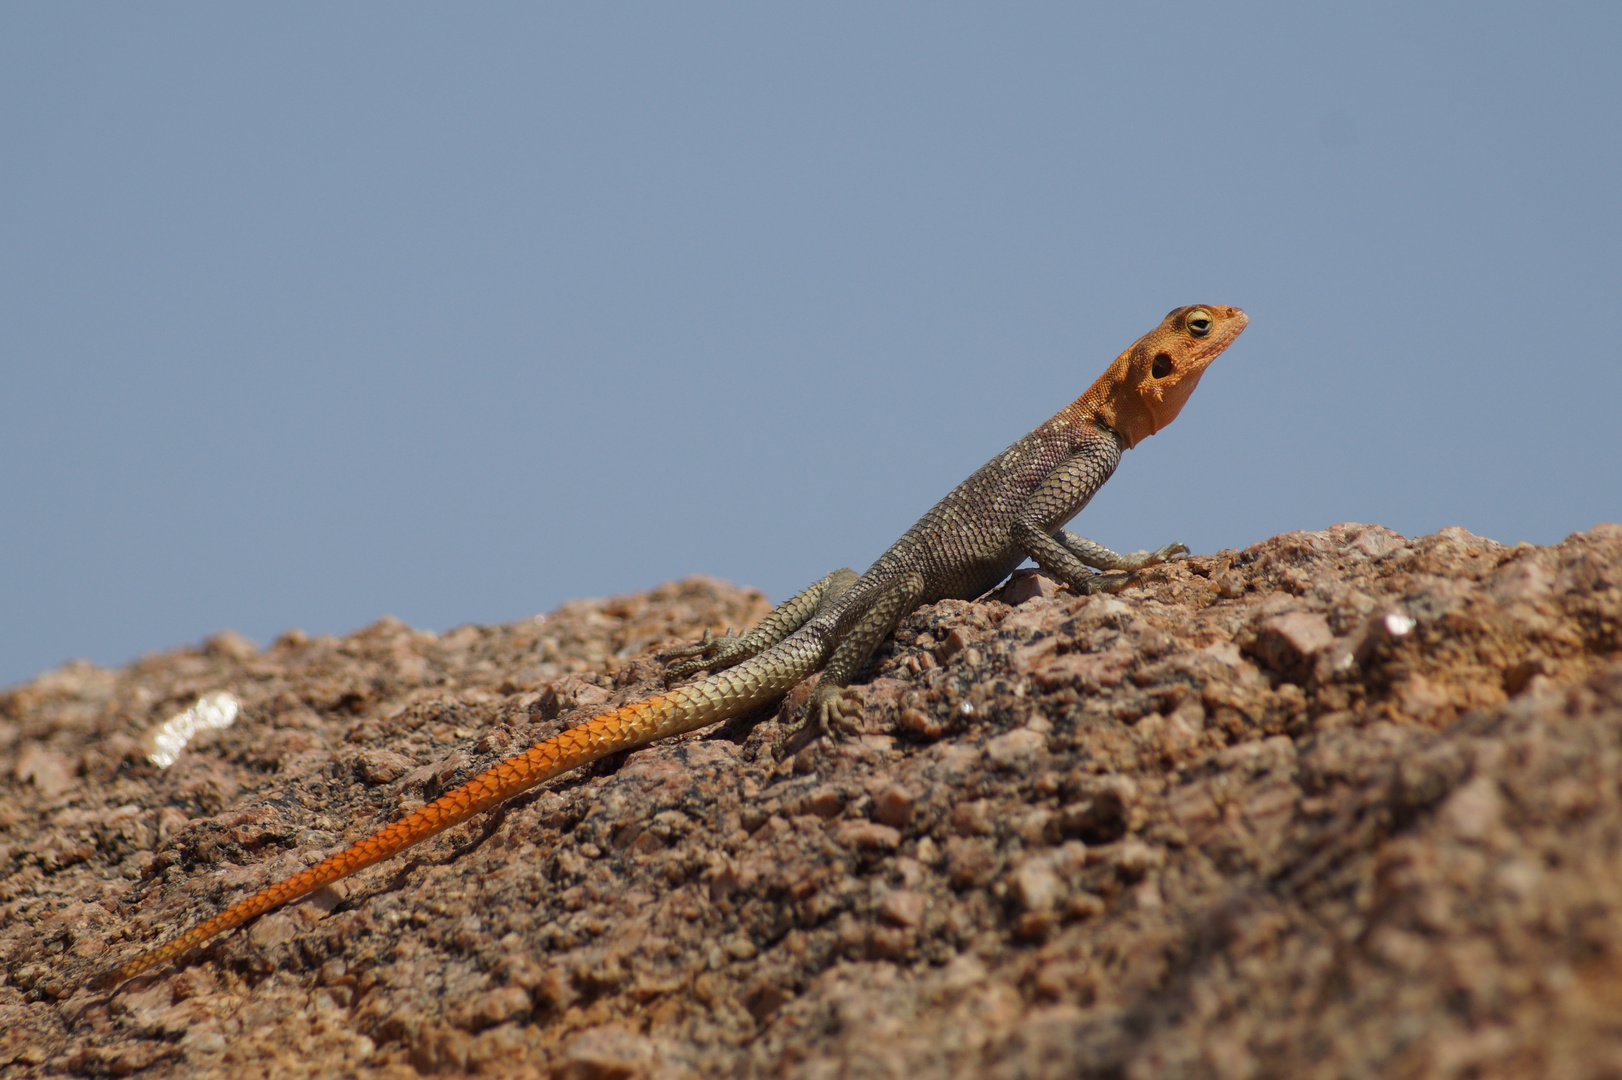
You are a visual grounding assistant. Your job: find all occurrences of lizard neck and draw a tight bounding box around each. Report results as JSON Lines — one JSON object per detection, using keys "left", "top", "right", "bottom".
{"left": 1036, "top": 401, "right": 1123, "bottom": 455}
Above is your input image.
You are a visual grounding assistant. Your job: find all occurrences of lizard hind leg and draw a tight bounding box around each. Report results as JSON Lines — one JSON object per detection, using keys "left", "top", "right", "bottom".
{"left": 661, "top": 568, "right": 858, "bottom": 682}
{"left": 773, "top": 570, "right": 925, "bottom": 760}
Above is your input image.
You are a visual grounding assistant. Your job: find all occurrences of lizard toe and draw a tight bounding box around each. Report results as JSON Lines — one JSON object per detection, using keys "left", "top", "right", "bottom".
{"left": 1088, "top": 570, "right": 1142, "bottom": 595}
{"left": 1148, "top": 541, "right": 1190, "bottom": 564}
{"left": 660, "top": 628, "right": 749, "bottom": 682}
{"left": 770, "top": 714, "right": 824, "bottom": 761}
{"left": 769, "top": 683, "right": 859, "bottom": 759}
{"left": 821, "top": 687, "right": 864, "bottom": 738}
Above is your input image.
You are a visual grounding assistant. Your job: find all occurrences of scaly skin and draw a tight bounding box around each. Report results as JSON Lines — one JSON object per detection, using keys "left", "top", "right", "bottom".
{"left": 95, "top": 304, "right": 1246, "bottom": 988}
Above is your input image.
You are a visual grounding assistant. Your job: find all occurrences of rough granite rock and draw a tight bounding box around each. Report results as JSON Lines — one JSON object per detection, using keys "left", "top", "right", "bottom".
{"left": 2, "top": 525, "right": 1621, "bottom": 1079}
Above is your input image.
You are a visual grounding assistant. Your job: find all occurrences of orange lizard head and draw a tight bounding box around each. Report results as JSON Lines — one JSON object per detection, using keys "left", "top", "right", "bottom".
{"left": 1081, "top": 304, "right": 1248, "bottom": 448}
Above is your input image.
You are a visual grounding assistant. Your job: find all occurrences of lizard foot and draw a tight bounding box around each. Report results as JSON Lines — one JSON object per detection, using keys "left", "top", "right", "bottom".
{"left": 1079, "top": 543, "right": 1189, "bottom": 594}
{"left": 660, "top": 628, "right": 750, "bottom": 682}
{"left": 1109, "top": 542, "right": 1189, "bottom": 572}
{"left": 771, "top": 683, "right": 861, "bottom": 760}
{"left": 1140, "top": 541, "right": 1189, "bottom": 566}
{"left": 1089, "top": 570, "right": 1146, "bottom": 595}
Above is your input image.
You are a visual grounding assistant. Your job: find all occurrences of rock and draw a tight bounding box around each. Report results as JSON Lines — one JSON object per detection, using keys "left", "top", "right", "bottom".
{"left": 994, "top": 569, "right": 1063, "bottom": 605}
{"left": 877, "top": 888, "right": 928, "bottom": 928}
{"left": 1246, "top": 609, "right": 1335, "bottom": 685}
{"left": 4, "top": 528, "right": 1622, "bottom": 1079}
{"left": 983, "top": 727, "right": 1046, "bottom": 770}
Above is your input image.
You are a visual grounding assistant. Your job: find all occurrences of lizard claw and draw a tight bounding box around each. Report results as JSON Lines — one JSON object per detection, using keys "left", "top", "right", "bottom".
{"left": 1087, "top": 571, "right": 1142, "bottom": 595}
{"left": 660, "top": 628, "right": 749, "bottom": 682}
{"left": 1084, "top": 542, "right": 1188, "bottom": 594}
{"left": 819, "top": 686, "right": 864, "bottom": 738}
{"left": 657, "top": 626, "right": 714, "bottom": 662}
{"left": 1082, "top": 543, "right": 1188, "bottom": 594}
{"left": 1114, "top": 542, "right": 1188, "bottom": 571}
{"left": 771, "top": 718, "right": 823, "bottom": 761}
{"left": 1146, "top": 541, "right": 1189, "bottom": 564}
{"left": 771, "top": 683, "right": 861, "bottom": 760}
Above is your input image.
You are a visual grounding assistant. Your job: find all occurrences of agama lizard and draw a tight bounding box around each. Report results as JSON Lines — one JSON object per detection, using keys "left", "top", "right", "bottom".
{"left": 96, "top": 304, "right": 1247, "bottom": 988}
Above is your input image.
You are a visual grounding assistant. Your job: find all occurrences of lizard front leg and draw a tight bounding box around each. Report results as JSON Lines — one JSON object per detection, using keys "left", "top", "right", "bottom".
{"left": 1011, "top": 518, "right": 1136, "bottom": 594}
{"left": 1009, "top": 442, "right": 1184, "bottom": 596}
{"left": 773, "top": 571, "right": 925, "bottom": 759}
{"left": 662, "top": 568, "right": 858, "bottom": 681}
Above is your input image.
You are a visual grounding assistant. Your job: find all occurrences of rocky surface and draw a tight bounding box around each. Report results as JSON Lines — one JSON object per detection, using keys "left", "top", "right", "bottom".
{"left": 3, "top": 523, "right": 1622, "bottom": 1079}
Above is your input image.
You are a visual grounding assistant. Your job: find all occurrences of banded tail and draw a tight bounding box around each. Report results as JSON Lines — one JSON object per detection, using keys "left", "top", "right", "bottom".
{"left": 95, "top": 646, "right": 814, "bottom": 988}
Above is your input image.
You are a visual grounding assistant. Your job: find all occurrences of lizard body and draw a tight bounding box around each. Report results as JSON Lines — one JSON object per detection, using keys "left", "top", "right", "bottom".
{"left": 97, "top": 304, "right": 1246, "bottom": 988}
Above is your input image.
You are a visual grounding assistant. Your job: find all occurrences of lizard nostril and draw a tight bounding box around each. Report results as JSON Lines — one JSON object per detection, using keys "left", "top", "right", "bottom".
{"left": 1151, "top": 353, "right": 1174, "bottom": 379}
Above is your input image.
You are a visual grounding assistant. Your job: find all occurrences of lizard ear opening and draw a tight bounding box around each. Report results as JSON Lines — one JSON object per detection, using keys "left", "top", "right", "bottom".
{"left": 1185, "top": 309, "right": 1214, "bottom": 338}
{"left": 1151, "top": 352, "right": 1174, "bottom": 379}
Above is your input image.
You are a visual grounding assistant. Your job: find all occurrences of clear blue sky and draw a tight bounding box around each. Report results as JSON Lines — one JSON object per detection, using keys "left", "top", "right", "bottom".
{"left": 3, "top": 5, "right": 1618, "bottom": 688}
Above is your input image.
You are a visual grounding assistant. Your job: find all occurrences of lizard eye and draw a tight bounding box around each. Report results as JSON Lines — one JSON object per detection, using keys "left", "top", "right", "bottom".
{"left": 1186, "top": 309, "right": 1214, "bottom": 338}
{"left": 1151, "top": 352, "right": 1174, "bottom": 379}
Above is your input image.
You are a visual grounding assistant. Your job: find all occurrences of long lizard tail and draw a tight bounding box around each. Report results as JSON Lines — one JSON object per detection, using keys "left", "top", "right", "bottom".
{"left": 95, "top": 646, "right": 814, "bottom": 988}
